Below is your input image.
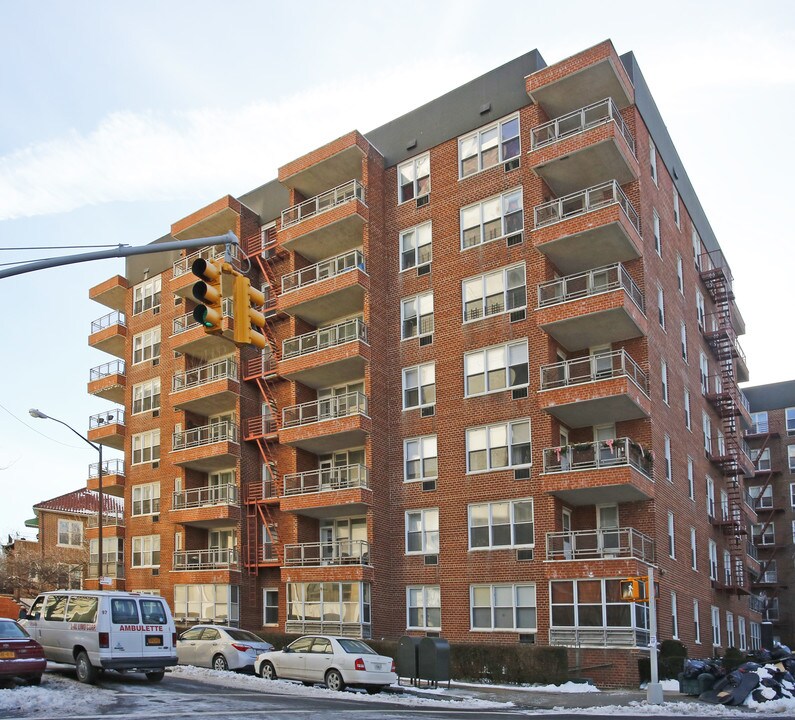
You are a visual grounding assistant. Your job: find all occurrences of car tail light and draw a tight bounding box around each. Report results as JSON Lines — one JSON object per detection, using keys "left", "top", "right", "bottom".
{"left": 391, "top": 660, "right": 396, "bottom": 673}
{"left": 354, "top": 657, "right": 365, "bottom": 671}
{"left": 99, "top": 632, "right": 110, "bottom": 649}
{"left": 231, "top": 643, "right": 251, "bottom": 652}
{"left": 172, "top": 632, "right": 177, "bottom": 646}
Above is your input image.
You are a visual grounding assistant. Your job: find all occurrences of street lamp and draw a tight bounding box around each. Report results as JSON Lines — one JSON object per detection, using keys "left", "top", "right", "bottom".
{"left": 29, "top": 409, "right": 105, "bottom": 581}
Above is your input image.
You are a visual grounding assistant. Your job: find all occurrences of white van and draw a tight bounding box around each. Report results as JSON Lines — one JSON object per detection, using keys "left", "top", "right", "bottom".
{"left": 20, "top": 590, "right": 177, "bottom": 683}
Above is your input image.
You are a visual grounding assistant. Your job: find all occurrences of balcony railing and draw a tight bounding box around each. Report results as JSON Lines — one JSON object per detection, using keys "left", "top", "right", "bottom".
{"left": 172, "top": 483, "right": 239, "bottom": 510}
{"left": 534, "top": 180, "right": 640, "bottom": 234}
{"left": 546, "top": 527, "right": 654, "bottom": 563}
{"left": 283, "top": 464, "right": 370, "bottom": 496}
{"left": 543, "top": 437, "right": 653, "bottom": 477}
{"left": 282, "top": 392, "right": 368, "bottom": 429}
{"left": 540, "top": 349, "right": 649, "bottom": 395}
{"left": 89, "top": 458, "right": 125, "bottom": 477}
{"left": 537, "top": 262, "right": 644, "bottom": 313}
{"left": 531, "top": 97, "right": 636, "bottom": 156}
{"left": 86, "top": 514, "right": 125, "bottom": 528}
{"left": 550, "top": 627, "right": 649, "bottom": 649}
{"left": 90, "top": 310, "right": 126, "bottom": 333}
{"left": 172, "top": 421, "right": 239, "bottom": 451}
{"left": 285, "top": 621, "right": 370, "bottom": 639}
{"left": 281, "top": 250, "right": 365, "bottom": 295}
{"left": 282, "top": 318, "right": 368, "bottom": 360}
{"left": 172, "top": 243, "right": 241, "bottom": 278}
{"left": 173, "top": 548, "right": 238, "bottom": 570}
{"left": 89, "top": 408, "right": 125, "bottom": 429}
{"left": 281, "top": 179, "right": 365, "bottom": 229}
{"left": 172, "top": 358, "right": 238, "bottom": 392}
{"left": 89, "top": 359, "right": 125, "bottom": 381}
{"left": 283, "top": 539, "right": 370, "bottom": 567}
{"left": 747, "top": 541, "right": 759, "bottom": 562}
{"left": 173, "top": 297, "right": 233, "bottom": 335}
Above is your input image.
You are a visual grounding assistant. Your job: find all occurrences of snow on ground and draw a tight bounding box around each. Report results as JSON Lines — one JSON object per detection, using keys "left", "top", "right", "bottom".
{"left": 447, "top": 679, "right": 601, "bottom": 694}
{"left": 0, "top": 674, "right": 111, "bottom": 717}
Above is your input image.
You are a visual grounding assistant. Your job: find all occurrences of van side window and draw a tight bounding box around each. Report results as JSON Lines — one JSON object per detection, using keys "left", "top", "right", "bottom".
{"left": 111, "top": 599, "right": 139, "bottom": 624}
{"left": 140, "top": 599, "right": 167, "bottom": 624}
{"left": 44, "top": 595, "right": 68, "bottom": 621}
{"left": 65, "top": 596, "right": 99, "bottom": 624}
{"left": 28, "top": 596, "right": 45, "bottom": 621}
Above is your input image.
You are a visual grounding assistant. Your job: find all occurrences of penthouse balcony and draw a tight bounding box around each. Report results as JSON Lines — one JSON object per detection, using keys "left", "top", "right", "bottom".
{"left": 280, "top": 465, "right": 372, "bottom": 518}
{"left": 173, "top": 548, "right": 239, "bottom": 572}
{"left": 280, "top": 392, "right": 370, "bottom": 454}
{"left": 532, "top": 181, "right": 642, "bottom": 275}
{"left": 536, "top": 263, "right": 646, "bottom": 351}
{"left": 88, "top": 458, "right": 125, "bottom": 497}
{"left": 89, "top": 275, "right": 129, "bottom": 312}
{"left": 279, "top": 250, "right": 368, "bottom": 326}
{"left": 546, "top": 527, "right": 654, "bottom": 564}
{"left": 542, "top": 437, "right": 654, "bottom": 505}
{"left": 284, "top": 539, "right": 370, "bottom": 567}
{"left": 171, "top": 297, "right": 234, "bottom": 356}
{"left": 280, "top": 319, "right": 369, "bottom": 389}
{"left": 88, "top": 311, "right": 127, "bottom": 358}
{"left": 88, "top": 360, "right": 126, "bottom": 404}
{"left": 171, "top": 358, "right": 239, "bottom": 415}
{"left": 171, "top": 244, "right": 242, "bottom": 299}
{"left": 172, "top": 420, "right": 240, "bottom": 472}
{"left": 171, "top": 483, "right": 240, "bottom": 528}
{"left": 279, "top": 180, "right": 367, "bottom": 263}
{"left": 87, "top": 408, "right": 125, "bottom": 450}
{"left": 539, "top": 350, "right": 650, "bottom": 428}
{"left": 529, "top": 98, "right": 639, "bottom": 196}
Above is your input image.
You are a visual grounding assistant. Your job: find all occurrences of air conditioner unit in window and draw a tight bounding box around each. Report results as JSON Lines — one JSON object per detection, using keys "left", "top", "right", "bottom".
{"left": 512, "top": 387, "right": 528, "bottom": 400}
{"left": 421, "top": 405, "right": 435, "bottom": 418}
{"left": 151, "top": 461, "right": 160, "bottom": 469}
{"left": 417, "top": 263, "right": 431, "bottom": 277}
{"left": 173, "top": 351, "right": 182, "bottom": 358}
{"left": 519, "top": 633, "right": 536, "bottom": 644}
{"left": 514, "top": 468, "right": 531, "bottom": 481}
{"left": 424, "top": 554, "right": 439, "bottom": 566}
{"left": 510, "top": 309, "right": 526, "bottom": 323}
{"left": 152, "top": 358, "right": 160, "bottom": 366}
{"left": 152, "top": 409, "right": 160, "bottom": 418}
{"left": 152, "top": 515, "right": 159, "bottom": 523}
{"left": 416, "top": 194, "right": 429, "bottom": 208}
{"left": 516, "top": 548, "right": 533, "bottom": 561}
{"left": 152, "top": 306, "right": 161, "bottom": 315}
{"left": 152, "top": 568, "right": 160, "bottom": 576}
{"left": 422, "top": 479, "right": 436, "bottom": 492}
{"left": 174, "top": 296, "right": 182, "bottom": 306}
{"left": 504, "top": 158, "right": 520, "bottom": 172}
{"left": 419, "top": 334, "right": 433, "bottom": 347}
{"left": 506, "top": 232, "right": 523, "bottom": 247}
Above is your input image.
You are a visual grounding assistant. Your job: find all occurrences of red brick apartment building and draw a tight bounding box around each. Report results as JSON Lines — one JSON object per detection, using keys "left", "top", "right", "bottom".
{"left": 84, "top": 40, "right": 764, "bottom": 684}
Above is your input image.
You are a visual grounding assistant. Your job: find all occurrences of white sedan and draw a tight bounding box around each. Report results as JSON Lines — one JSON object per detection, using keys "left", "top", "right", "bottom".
{"left": 177, "top": 625, "right": 274, "bottom": 671}
{"left": 255, "top": 635, "right": 396, "bottom": 693}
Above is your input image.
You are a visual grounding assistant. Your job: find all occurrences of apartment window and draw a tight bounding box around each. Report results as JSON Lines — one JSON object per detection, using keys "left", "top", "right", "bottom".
{"left": 132, "top": 482, "right": 160, "bottom": 516}
{"left": 466, "top": 419, "right": 531, "bottom": 473}
{"left": 407, "top": 585, "right": 441, "bottom": 630}
{"left": 711, "top": 606, "right": 721, "bottom": 647}
{"left": 738, "top": 616, "right": 747, "bottom": 652}
{"left": 464, "top": 340, "right": 528, "bottom": 397}
{"left": 664, "top": 436, "right": 672, "bottom": 482}
{"left": 402, "top": 362, "right": 435, "bottom": 410}
{"left": 405, "top": 508, "right": 439, "bottom": 554}
{"left": 649, "top": 140, "right": 658, "bottom": 185}
{"left": 749, "top": 483, "right": 773, "bottom": 509}
{"left": 786, "top": 408, "right": 795, "bottom": 435}
{"left": 461, "top": 189, "right": 523, "bottom": 248}
{"left": 673, "top": 189, "right": 680, "bottom": 228}
{"left": 792, "top": 519, "right": 795, "bottom": 542}
{"left": 723, "top": 550, "right": 732, "bottom": 585}
{"left": 671, "top": 591, "right": 679, "bottom": 639}
{"left": 727, "top": 614, "right": 737, "bottom": 649}
{"left": 752, "top": 522, "right": 775, "bottom": 546}
{"left": 90, "top": 537, "right": 123, "bottom": 573}
{"left": 750, "top": 448, "right": 771, "bottom": 472}
{"left": 132, "top": 429, "right": 160, "bottom": 465}
{"left": 789, "top": 445, "right": 795, "bottom": 472}
{"left": 133, "top": 327, "right": 161, "bottom": 365}
{"left": 684, "top": 389, "right": 692, "bottom": 430}
{"left": 57, "top": 519, "right": 83, "bottom": 547}
{"left": 459, "top": 114, "right": 520, "bottom": 178}
{"left": 263, "top": 589, "right": 278, "bottom": 625}
{"left": 690, "top": 527, "right": 697, "bottom": 569}
{"left": 661, "top": 360, "right": 669, "bottom": 404}
{"left": 676, "top": 254, "right": 684, "bottom": 294}
{"left": 404, "top": 436, "right": 437, "bottom": 482}
{"left": 750, "top": 411, "right": 768, "bottom": 434}
{"left": 761, "top": 560, "right": 778, "bottom": 583}
{"left": 653, "top": 209, "right": 661, "bottom": 256}
{"left": 692, "top": 228, "right": 702, "bottom": 269}
{"left": 687, "top": 457, "right": 695, "bottom": 499}
{"left": 699, "top": 352, "right": 709, "bottom": 394}
{"left": 132, "top": 535, "right": 161, "bottom": 568}
{"left": 696, "top": 291, "right": 706, "bottom": 329}
{"left": 133, "top": 276, "right": 161, "bottom": 315}
{"left": 174, "top": 584, "right": 239, "bottom": 624}
{"left": 469, "top": 498, "right": 533, "bottom": 550}
{"left": 398, "top": 153, "right": 430, "bottom": 204}
{"left": 400, "top": 221, "right": 432, "bottom": 270}
{"left": 694, "top": 600, "right": 701, "bottom": 644}
{"left": 791, "top": 483, "right": 795, "bottom": 507}
{"left": 657, "top": 286, "right": 665, "bottom": 329}
{"left": 708, "top": 540, "right": 718, "bottom": 581}
{"left": 703, "top": 413, "right": 712, "bottom": 456}
{"left": 401, "top": 292, "right": 433, "bottom": 339}
{"left": 750, "top": 621, "right": 760, "bottom": 650}
{"left": 471, "top": 583, "right": 536, "bottom": 631}
{"left": 680, "top": 323, "right": 688, "bottom": 362}
{"left": 706, "top": 476, "right": 715, "bottom": 518}
{"left": 462, "top": 264, "right": 526, "bottom": 322}
{"left": 667, "top": 511, "right": 675, "bottom": 558}
{"left": 132, "top": 378, "right": 161, "bottom": 414}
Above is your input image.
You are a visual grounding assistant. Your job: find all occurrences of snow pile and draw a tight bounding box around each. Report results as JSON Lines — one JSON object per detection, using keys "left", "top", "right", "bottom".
{"left": 450, "top": 679, "right": 600, "bottom": 694}
{"left": 0, "top": 674, "right": 110, "bottom": 716}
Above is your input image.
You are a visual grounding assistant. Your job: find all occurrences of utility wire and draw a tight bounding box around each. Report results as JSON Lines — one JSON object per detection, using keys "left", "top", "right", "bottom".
{"left": 0, "top": 401, "right": 86, "bottom": 450}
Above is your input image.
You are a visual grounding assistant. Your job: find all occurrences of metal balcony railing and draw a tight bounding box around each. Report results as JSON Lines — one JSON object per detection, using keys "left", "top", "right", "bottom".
{"left": 534, "top": 180, "right": 640, "bottom": 234}
{"left": 90, "top": 310, "right": 126, "bottom": 333}
{"left": 172, "top": 358, "right": 238, "bottom": 393}
{"left": 537, "top": 262, "right": 644, "bottom": 313}
{"left": 88, "top": 458, "right": 125, "bottom": 478}
{"left": 86, "top": 513, "right": 124, "bottom": 528}
{"left": 282, "top": 392, "right": 368, "bottom": 428}
{"left": 172, "top": 243, "right": 241, "bottom": 278}
{"left": 539, "top": 349, "right": 649, "bottom": 395}
{"left": 531, "top": 97, "right": 636, "bottom": 156}
{"left": 283, "top": 465, "right": 370, "bottom": 496}
{"left": 543, "top": 437, "right": 653, "bottom": 477}
{"left": 172, "top": 421, "right": 239, "bottom": 451}
{"left": 747, "top": 541, "right": 759, "bottom": 562}
{"left": 172, "top": 483, "right": 238, "bottom": 510}
{"left": 281, "top": 250, "right": 365, "bottom": 295}
{"left": 281, "top": 179, "right": 365, "bottom": 229}
{"left": 283, "top": 539, "right": 370, "bottom": 567}
{"left": 89, "top": 359, "right": 126, "bottom": 381}
{"left": 89, "top": 408, "right": 125, "bottom": 429}
{"left": 282, "top": 318, "right": 368, "bottom": 360}
{"left": 546, "top": 527, "right": 654, "bottom": 563}
{"left": 172, "top": 548, "right": 238, "bottom": 570}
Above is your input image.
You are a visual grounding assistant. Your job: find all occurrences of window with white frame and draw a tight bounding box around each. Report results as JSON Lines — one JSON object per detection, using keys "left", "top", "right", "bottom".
{"left": 57, "top": 519, "right": 83, "bottom": 547}
{"left": 706, "top": 476, "right": 715, "bottom": 517}
{"left": 694, "top": 599, "right": 702, "bottom": 644}
{"left": 761, "top": 560, "right": 778, "bottom": 583}
{"left": 649, "top": 141, "right": 658, "bottom": 185}
{"left": 398, "top": 153, "right": 430, "bottom": 204}
{"left": 680, "top": 323, "right": 688, "bottom": 362}
{"left": 461, "top": 189, "right": 523, "bottom": 249}
{"left": 708, "top": 539, "right": 718, "bottom": 581}
{"left": 723, "top": 549, "right": 732, "bottom": 585}
{"left": 749, "top": 483, "right": 773, "bottom": 510}
{"left": 132, "top": 535, "right": 161, "bottom": 567}
{"left": 786, "top": 408, "right": 795, "bottom": 435}
{"left": 692, "top": 229, "right": 702, "bottom": 269}
{"left": 676, "top": 254, "right": 684, "bottom": 293}
{"left": 400, "top": 222, "right": 432, "bottom": 270}
{"left": 466, "top": 419, "right": 531, "bottom": 473}
{"left": 132, "top": 482, "right": 160, "bottom": 516}
{"left": 671, "top": 591, "right": 679, "bottom": 639}
{"left": 657, "top": 286, "right": 665, "bottom": 328}
{"left": 402, "top": 362, "right": 436, "bottom": 410}
{"left": 738, "top": 616, "right": 747, "bottom": 651}
{"left": 133, "top": 327, "right": 161, "bottom": 364}
{"left": 696, "top": 291, "right": 706, "bottom": 329}
{"left": 791, "top": 483, "right": 795, "bottom": 507}
{"left": 752, "top": 522, "right": 775, "bottom": 546}
{"left": 684, "top": 389, "right": 692, "bottom": 430}
{"left": 653, "top": 209, "right": 661, "bottom": 256}
{"left": 726, "top": 612, "right": 734, "bottom": 648}
{"left": 664, "top": 435, "right": 672, "bottom": 482}
{"left": 690, "top": 527, "right": 697, "bottom": 569}
{"left": 464, "top": 340, "right": 528, "bottom": 397}
{"left": 401, "top": 292, "right": 433, "bottom": 339}
{"left": 133, "top": 276, "right": 161, "bottom": 315}
{"left": 750, "top": 448, "right": 771, "bottom": 472}
{"left": 407, "top": 585, "right": 441, "bottom": 630}
{"left": 699, "top": 352, "right": 709, "bottom": 394}
{"left": 687, "top": 457, "right": 695, "bottom": 499}
{"left": 750, "top": 621, "right": 760, "bottom": 650}
{"left": 750, "top": 411, "right": 768, "bottom": 434}
{"left": 667, "top": 511, "right": 675, "bottom": 558}
{"left": 405, "top": 508, "right": 439, "bottom": 554}
{"left": 462, "top": 264, "right": 526, "bottom": 322}
{"left": 263, "top": 588, "right": 278, "bottom": 625}
{"left": 792, "top": 519, "right": 795, "bottom": 542}
{"left": 661, "top": 360, "right": 669, "bottom": 403}
{"left": 673, "top": 188, "right": 680, "bottom": 228}
{"left": 703, "top": 412, "right": 712, "bottom": 455}
{"left": 711, "top": 605, "right": 721, "bottom": 646}
{"left": 132, "top": 378, "right": 161, "bottom": 414}
{"left": 174, "top": 584, "right": 239, "bottom": 625}
{"left": 471, "top": 583, "right": 536, "bottom": 631}
{"left": 788, "top": 445, "right": 795, "bottom": 472}
{"left": 469, "top": 498, "right": 533, "bottom": 550}
{"left": 404, "top": 435, "right": 437, "bottom": 482}
{"left": 459, "top": 114, "right": 520, "bottom": 178}
{"left": 132, "top": 429, "right": 160, "bottom": 465}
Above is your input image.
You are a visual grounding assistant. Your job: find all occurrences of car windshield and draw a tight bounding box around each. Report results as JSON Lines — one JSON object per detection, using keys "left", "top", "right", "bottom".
{"left": 337, "top": 639, "right": 376, "bottom": 655}
{"left": 225, "top": 629, "right": 265, "bottom": 643}
{"left": 0, "top": 620, "right": 29, "bottom": 639}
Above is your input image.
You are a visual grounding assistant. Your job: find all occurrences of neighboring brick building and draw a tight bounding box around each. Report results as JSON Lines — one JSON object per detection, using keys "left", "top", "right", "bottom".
{"left": 743, "top": 381, "right": 795, "bottom": 647}
{"left": 86, "top": 40, "right": 763, "bottom": 685}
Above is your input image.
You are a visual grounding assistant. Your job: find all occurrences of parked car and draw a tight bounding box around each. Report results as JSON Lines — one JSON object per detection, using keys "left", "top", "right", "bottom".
{"left": 254, "top": 635, "right": 396, "bottom": 693}
{"left": 0, "top": 617, "right": 47, "bottom": 687}
{"left": 177, "top": 625, "right": 273, "bottom": 671}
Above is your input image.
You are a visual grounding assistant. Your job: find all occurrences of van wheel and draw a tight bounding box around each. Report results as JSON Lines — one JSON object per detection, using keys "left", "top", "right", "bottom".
{"left": 212, "top": 654, "right": 229, "bottom": 672}
{"left": 75, "top": 651, "right": 98, "bottom": 684}
{"left": 146, "top": 671, "right": 165, "bottom": 682}
{"left": 325, "top": 669, "right": 345, "bottom": 692}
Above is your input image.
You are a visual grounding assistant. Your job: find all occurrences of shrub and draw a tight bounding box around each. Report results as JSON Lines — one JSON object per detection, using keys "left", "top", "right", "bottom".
{"left": 450, "top": 643, "right": 567, "bottom": 685}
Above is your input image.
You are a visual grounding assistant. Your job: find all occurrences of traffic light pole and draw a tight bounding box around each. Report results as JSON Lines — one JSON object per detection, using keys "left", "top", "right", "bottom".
{"left": 646, "top": 566, "right": 663, "bottom": 704}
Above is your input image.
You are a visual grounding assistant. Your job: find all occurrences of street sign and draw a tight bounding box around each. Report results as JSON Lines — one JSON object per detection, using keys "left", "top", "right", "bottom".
{"left": 99, "top": 576, "right": 112, "bottom": 586}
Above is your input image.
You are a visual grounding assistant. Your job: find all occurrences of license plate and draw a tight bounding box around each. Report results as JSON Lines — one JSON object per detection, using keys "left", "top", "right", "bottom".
{"left": 0, "top": 651, "right": 14, "bottom": 659}
{"left": 145, "top": 636, "right": 163, "bottom": 646}
{"left": 374, "top": 663, "right": 384, "bottom": 671}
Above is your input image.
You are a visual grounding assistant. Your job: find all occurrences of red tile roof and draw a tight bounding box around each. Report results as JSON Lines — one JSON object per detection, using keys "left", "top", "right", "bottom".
{"left": 33, "top": 488, "right": 123, "bottom": 516}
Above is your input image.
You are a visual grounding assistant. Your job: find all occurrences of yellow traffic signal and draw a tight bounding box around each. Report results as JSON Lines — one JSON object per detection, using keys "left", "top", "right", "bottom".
{"left": 191, "top": 258, "right": 224, "bottom": 333}
{"left": 232, "top": 274, "right": 267, "bottom": 349}
{"left": 620, "top": 576, "right": 651, "bottom": 602}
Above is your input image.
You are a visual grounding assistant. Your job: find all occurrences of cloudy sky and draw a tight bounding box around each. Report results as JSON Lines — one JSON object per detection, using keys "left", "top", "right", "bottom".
{"left": 1, "top": 0, "right": 794, "bottom": 540}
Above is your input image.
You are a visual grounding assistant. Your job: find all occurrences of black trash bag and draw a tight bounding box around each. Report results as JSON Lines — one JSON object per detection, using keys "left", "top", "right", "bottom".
{"left": 683, "top": 659, "right": 707, "bottom": 679}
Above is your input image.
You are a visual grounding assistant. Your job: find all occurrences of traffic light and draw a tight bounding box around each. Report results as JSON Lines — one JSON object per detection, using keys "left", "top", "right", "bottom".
{"left": 191, "top": 258, "right": 224, "bottom": 333}
{"left": 232, "top": 274, "right": 267, "bottom": 349}
{"left": 620, "top": 577, "right": 650, "bottom": 602}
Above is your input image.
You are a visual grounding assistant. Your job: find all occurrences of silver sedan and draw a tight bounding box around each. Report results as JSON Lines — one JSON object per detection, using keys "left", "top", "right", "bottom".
{"left": 177, "top": 625, "right": 273, "bottom": 671}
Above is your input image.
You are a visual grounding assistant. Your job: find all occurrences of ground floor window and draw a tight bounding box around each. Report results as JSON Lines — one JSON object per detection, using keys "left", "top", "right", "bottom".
{"left": 263, "top": 588, "right": 278, "bottom": 626}
{"left": 407, "top": 585, "right": 441, "bottom": 630}
{"left": 174, "top": 584, "right": 239, "bottom": 625}
{"left": 750, "top": 621, "right": 761, "bottom": 650}
{"left": 470, "top": 583, "right": 536, "bottom": 631}
{"left": 286, "top": 582, "right": 371, "bottom": 634}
